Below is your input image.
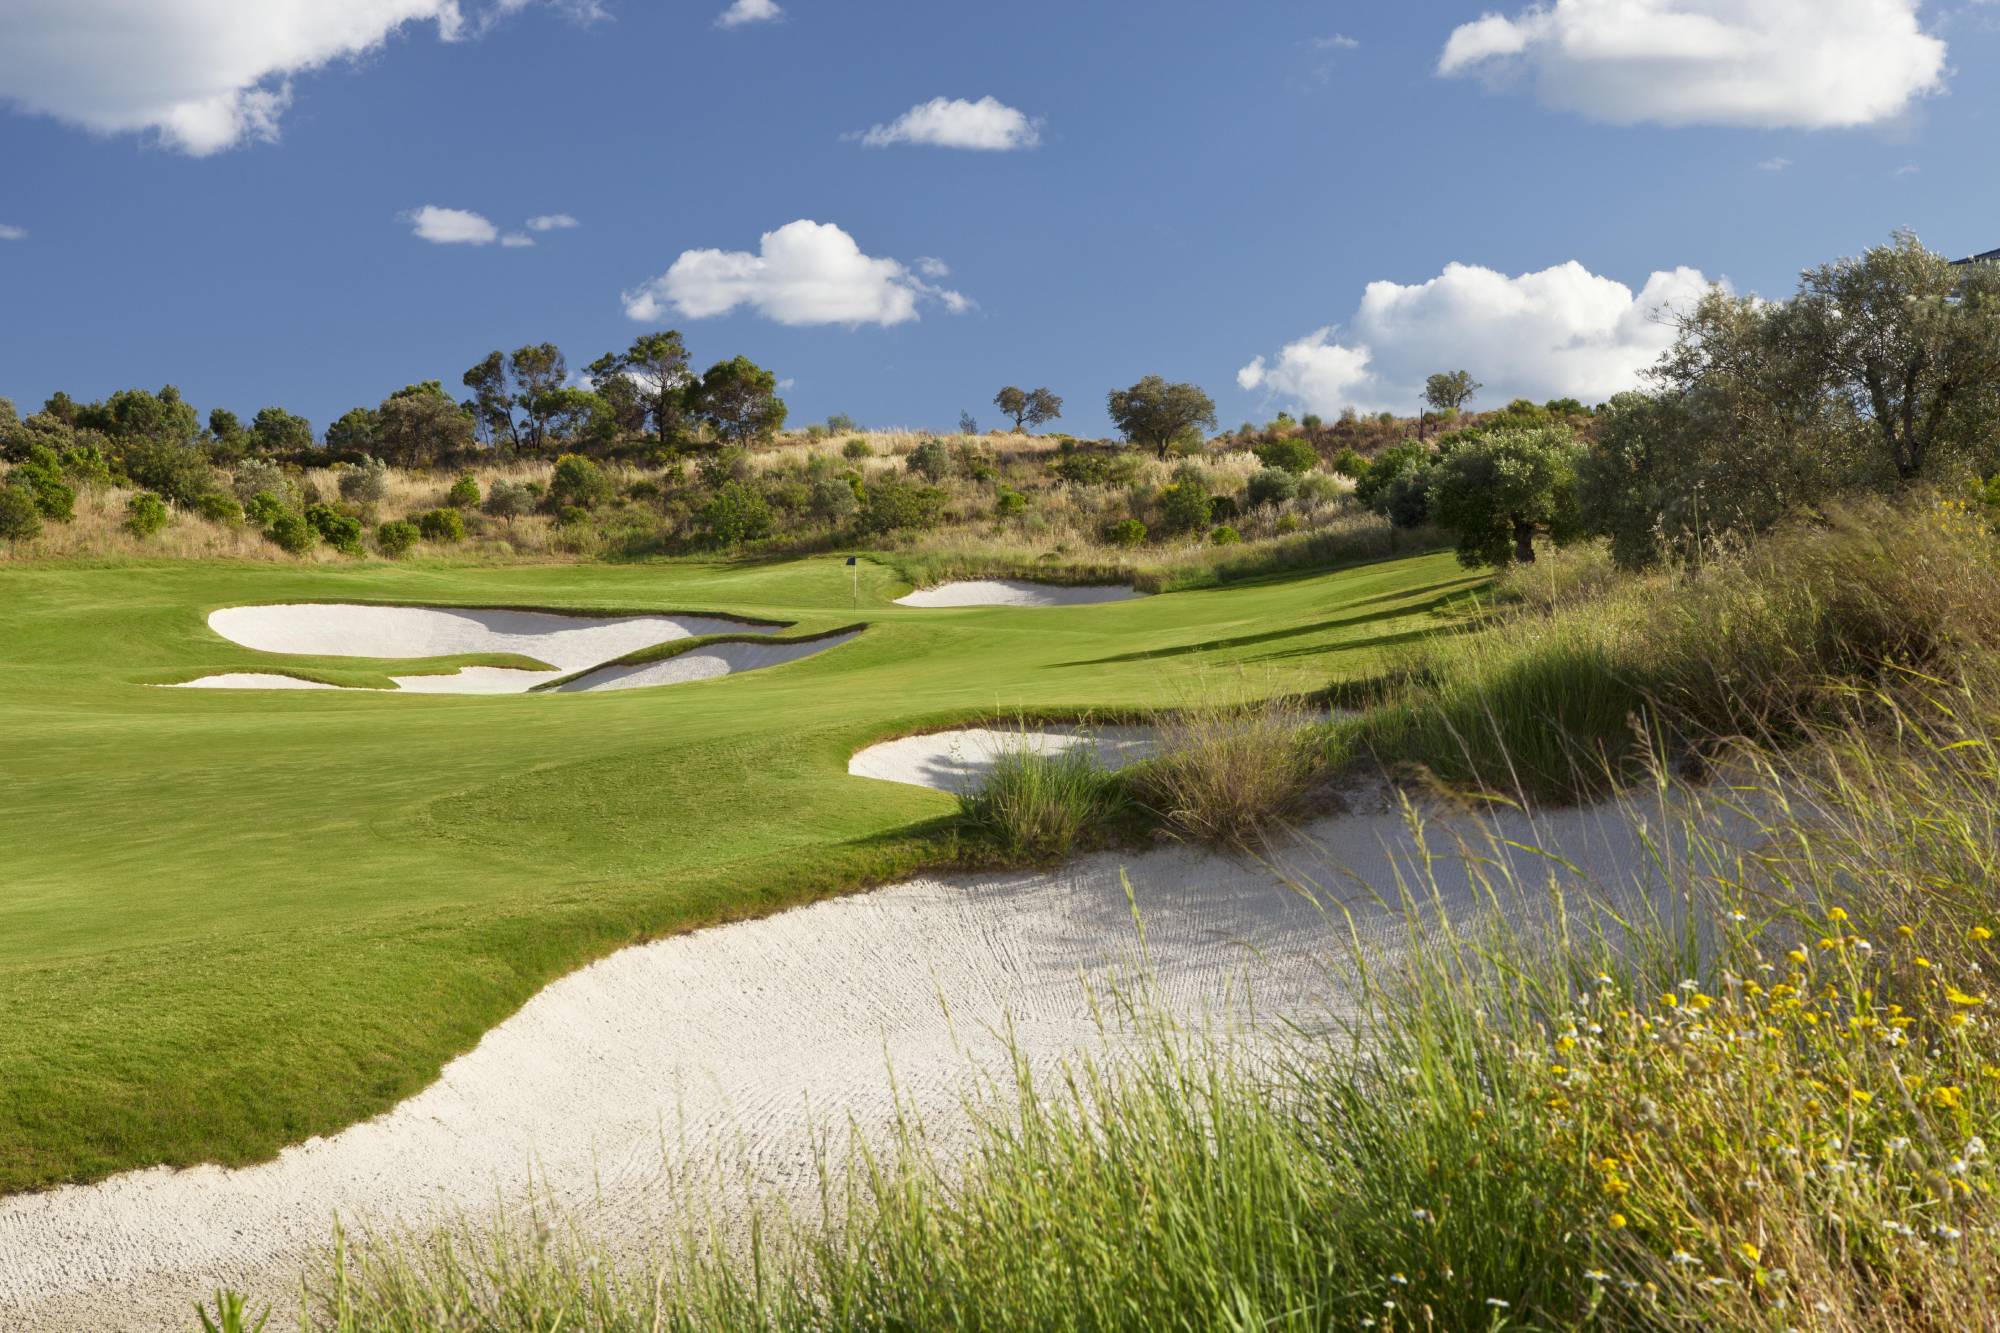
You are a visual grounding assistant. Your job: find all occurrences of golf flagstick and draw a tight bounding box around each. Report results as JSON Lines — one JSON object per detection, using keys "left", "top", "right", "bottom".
{"left": 846, "top": 555, "right": 858, "bottom": 608}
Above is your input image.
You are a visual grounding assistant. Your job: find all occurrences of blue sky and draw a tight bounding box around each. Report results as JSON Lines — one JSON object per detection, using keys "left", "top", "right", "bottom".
{"left": 2, "top": 1, "right": 1998, "bottom": 438}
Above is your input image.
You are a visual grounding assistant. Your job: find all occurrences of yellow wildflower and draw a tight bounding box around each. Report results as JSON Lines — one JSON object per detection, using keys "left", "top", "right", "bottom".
{"left": 1609, "top": 1213, "right": 1628, "bottom": 1229}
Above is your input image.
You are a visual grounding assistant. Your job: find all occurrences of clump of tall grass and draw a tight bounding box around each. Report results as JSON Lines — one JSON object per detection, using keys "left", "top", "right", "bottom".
{"left": 1130, "top": 694, "right": 1323, "bottom": 847}
{"left": 954, "top": 739, "right": 1130, "bottom": 862}
{"left": 1359, "top": 497, "right": 2000, "bottom": 802}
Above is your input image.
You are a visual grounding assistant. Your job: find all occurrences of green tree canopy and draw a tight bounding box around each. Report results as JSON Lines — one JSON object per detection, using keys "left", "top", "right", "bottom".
{"left": 1107, "top": 376, "right": 1217, "bottom": 459}
{"left": 690, "top": 356, "right": 788, "bottom": 445}
{"left": 1424, "top": 370, "right": 1482, "bottom": 414}
{"left": 1429, "top": 426, "right": 1586, "bottom": 567}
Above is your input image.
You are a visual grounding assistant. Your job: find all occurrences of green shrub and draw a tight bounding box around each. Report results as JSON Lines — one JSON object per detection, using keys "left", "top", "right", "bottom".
{"left": 414, "top": 508, "right": 464, "bottom": 543}
{"left": 446, "top": 473, "right": 481, "bottom": 510}
{"left": 233, "top": 458, "right": 288, "bottom": 504}
{"left": 244, "top": 490, "right": 288, "bottom": 528}
{"left": 1209, "top": 524, "right": 1242, "bottom": 545}
{"left": 841, "top": 437, "right": 873, "bottom": 459}
{"left": 375, "top": 520, "right": 419, "bottom": 558}
{"left": 123, "top": 491, "right": 169, "bottom": 538}
{"left": 483, "top": 479, "right": 534, "bottom": 523}
{"left": 1355, "top": 440, "right": 1432, "bottom": 513}
{"left": 1246, "top": 467, "right": 1297, "bottom": 509}
{"left": 305, "top": 503, "right": 364, "bottom": 555}
{"left": 194, "top": 492, "right": 243, "bottom": 524}
{"left": 861, "top": 478, "right": 946, "bottom": 534}
{"left": 58, "top": 442, "right": 112, "bottom": 489}
{"left": 1253, "top": 436, "right": 1318, "bottom": 475}
{"left": 0, "top": 484, "right": 42, "bottom": 543}
{"left": 906, "top": 439, "right": 952, "bottom": 483}
{"left": 700, "top": 480, "right": 773, "bottom": 546}
{"left": 12, "top": 464, "right": 74, "bottom": 521}
{"left": 994, "top": 488, "right": 1027, "bottom": 518}
{"left": 1275, "top": 513, "right": 1301, "bottom": 534}
{"left": 122, "top": 439, "right": 215, "bottom": 506}
{"left": 266, "top": 510, "right": 315, "bottom": 554}
{"left": 1297, "top": 472, "right": 1345, "bottom": 505}
{"left": 1104, "top": 517, "right": 1147, "bottom": 548}
{"left": 810, "top": 478, "right": 859, "bottom": 524}
{"left": 1156, "top": 479, "right": 1212, "bottom": 534}
{"left": 549, "top": 454, "right": 612, "bottom": 510}
{"left": 956, "top": 742, "right": 1129, "bottom": 861}
{"left": 1331, "top": 445, "right": 1367, "bottom": 478}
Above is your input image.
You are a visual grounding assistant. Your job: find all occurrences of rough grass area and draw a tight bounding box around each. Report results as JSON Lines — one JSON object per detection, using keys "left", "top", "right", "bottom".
{"left": 954, "top": 743, "right": 1132, "bottom": 862}
{"left": 1353, "top": 499, "right": 2000, "bottom": 802}
{"left": 0, "top": 548, "right": 1476, "bottom": 1194}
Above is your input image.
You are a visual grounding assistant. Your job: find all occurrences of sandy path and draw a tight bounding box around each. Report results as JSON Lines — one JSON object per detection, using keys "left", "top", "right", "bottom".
{"left": 849, "top": 725, "right": 1160, "bottom": 793}
{"left": 893, "top": 579, "right": 1144, "bottom": 608}
{"left": 0, "top": 787, "right": 1732, "bottom": 1331}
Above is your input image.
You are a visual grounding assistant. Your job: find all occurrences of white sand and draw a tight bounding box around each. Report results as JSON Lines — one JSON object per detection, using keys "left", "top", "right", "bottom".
{"left": 553, "top": 632, "right": 861, "bottom": 692}
{"left": 165, "top": 673, "right": 342, "bottom": 691}
{"left": 849, "top": 725, "right": 1160, "bottom": 794}
{"left": 0, "top": 787, "right": 1744, "bottom": 1330}
{"left": 893, "top": 579, "right": 1145, "bottom": 608}
{"left": 184, "top": 604, "right": 790, "bottom": 695}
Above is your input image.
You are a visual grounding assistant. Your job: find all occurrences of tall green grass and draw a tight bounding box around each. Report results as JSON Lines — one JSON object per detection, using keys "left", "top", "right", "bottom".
{"left": 954, "top": 739, "right": 1131, "bottom": 862}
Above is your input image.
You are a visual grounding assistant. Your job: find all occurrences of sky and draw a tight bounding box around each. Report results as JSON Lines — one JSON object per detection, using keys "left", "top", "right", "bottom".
{"left": 2, "top": 0, "right": 1999, "bottom": 439}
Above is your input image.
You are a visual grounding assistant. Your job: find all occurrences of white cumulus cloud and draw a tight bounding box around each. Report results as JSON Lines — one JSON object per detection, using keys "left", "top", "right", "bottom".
{"left": 622, "top": 219, "right": 970, "bottom": 327}
{"left": 526, "top": 213, "right": 580, "bottom": 231}
{"left": 856, "top": 96, "right": 1041, "bottom": 150}
{"left": 0, "top": 224, "right": 24, "bottom": 241}
{"left": 716, "top": 0, "right": 782, "bottom": 28}
{"left": 1237, "top": 261, "right": 1717, "bottom": 416}
{"left": 1437, "top": 0, "right": 1947, "bottom": 130}
{"left": 406, "top": 205, "right": 501, "bottom": 245}
{"left": 0, "top": 1, "right": 588, "bottom": 155}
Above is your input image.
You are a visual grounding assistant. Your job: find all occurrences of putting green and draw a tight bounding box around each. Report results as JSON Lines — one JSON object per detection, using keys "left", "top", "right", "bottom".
{"left": 0, "top": 549, "right": 1477, "bottom": 1194}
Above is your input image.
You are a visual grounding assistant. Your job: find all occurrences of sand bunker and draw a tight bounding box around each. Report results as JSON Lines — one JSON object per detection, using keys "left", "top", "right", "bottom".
{"left": 893, "top": 579, "right": 1144, "bottom": 608}
{"left": 849, "top": 725, "right": 1159, "bottom": 794}
{"left": 174, "top": 604, "right": 835, "bottom": 695}
{"left": 553, "top": 632, "right": 862, "bottom": 692}
{"left": 0, "top": 787, "right": 1746, "bottom": 1329}
{"left": 168, "top": 673, "right": 343, "bottom": 691}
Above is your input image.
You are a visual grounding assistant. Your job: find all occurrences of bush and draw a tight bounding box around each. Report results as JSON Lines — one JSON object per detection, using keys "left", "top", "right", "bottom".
{"left": 414, "top": 507, "right": 465, "bottom": 543}
{"left": 548, "top": 454, "right": 612, "bottom": 511}
{"left": 1382, "top": 469, "right": 1432, "bottom": 529}
{"left": 305, "top": 503, "right": 364, "bottom": 555}
{"left": 906, "top": 439, "right": 952, "bottom": 483}
{"left": 1331, "top": 446, "right": 1367, "bottom": 478}
{"left": 700, "top": 479, "right": 773, "bottom": 547}
{"left": 1355, "top": 441, "right": 1432, "bottom": 513}
{"left": 233, "top": 458, "right": 288, "bottom": 504}
{"left": 483, "top": 479, "right": 534, "bottom": 523}
{"left": 376, "top": 520, "right": 419, "bottom": 558}
{"left": 861, "top": 478, "right": 947, "bottom": 535}
{"left": 266, "top": 510, "right": 316, "bottom": 555}
{"left": 1156, "top": 479, "right": 1213, "bottom": 534}
{"left": 337, "top": 457, "right": 389, "bottom": 507}
{"left": 1209, "top": 524, "right": 1242, "bottom": 545}
{"left": 1253, "top": 436, "right": 1319, "bottom": 475}
{"left": 1245, "top": 467, "right": 1298, "bottom": 509}
{"left": 1297, "top": 472, "right": 1345, "bottom": 505}
{"left": 810, "top": 478, "right": 859, "bottom": 525}
{"left": 122, "top": 440, "right": 215, "bottom": 507}
{"left": 123, "top": 491, "right": 169, "bottom": 538}
{"left": 446, "top": 473, "right": 481, "bottom": 510}
{"left": 1104, "top": 517, "right": 1147, "bottom": 548}
{"left": 0, "top": 484, "right": 41, "bottom": 543}
{"left": 244, "top": 490, "right": 288, "bottom": 528}
{"left": 956, "top": 741, "right": 1129, "bottom": 862}
{"left": 194, "top": 491, "right": 243, "bottom": 524}
{"left": 841, "top": 437, "right": 873, "bottom": 459}
{"left": 11, "top": 463, "right": 74, "bottom": 521}
{"left": 994, "top": 488, "right": 1027, "bottom": 518}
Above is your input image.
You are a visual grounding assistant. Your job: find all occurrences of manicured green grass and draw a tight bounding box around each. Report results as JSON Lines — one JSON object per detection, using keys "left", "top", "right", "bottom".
{"left": 0, "top": 548, "right": 1479, "bottom": 1194}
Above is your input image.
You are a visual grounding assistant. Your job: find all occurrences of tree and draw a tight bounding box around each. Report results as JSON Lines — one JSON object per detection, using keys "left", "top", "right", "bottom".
{"left": 1107, "top": 376, "right": 1217, "bottom": 459}
{"left": 0, "top": 482, "right": 41, "bottom": 543}
{"left": 1424, "top": 370, "right": 1482, "bottom": 414}
{"left": 508, "top": 343, "right": 568, "bottom": 453}
{"left": 690, "top": 356, "right": 788, "bottom": 445}
{"left": 1792, "top": 230, "right": 2000, "bottom": 481}
{"left": 994, "top": 385, "right": 1064, "bottom": 432}
{"left": 249, "top": 407, "right": 313, "bottom": 456}
{"left": 325, "top": 407, "right": 381, "bottom": 457}
{"left": 1429, "top": 427, "right": 1585, "bottom": 567}
{"left": 591, "top": 331, "right": 691, "bottom": 448}
{"left": 549, "top": 454, "right": 613, "bottom": 510}
{"left": 376, "top": 382, "right": 475, "bottom": 468}
{"left": 1253, "top": 436, "right": 1318, "bottom": 475}
{"left": 207, "top": 408, "right": 245, "bottom": 449}
{"left": 462, "top": 352, "right": 516, "bottom": 448}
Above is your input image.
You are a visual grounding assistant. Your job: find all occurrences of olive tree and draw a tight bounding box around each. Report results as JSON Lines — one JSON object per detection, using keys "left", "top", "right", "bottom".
{"left": 1106, "top": 376, "right": 1216, "bottom": 459}
{"left": 1424, "top": 370, "right": 1482, "bottom": 414}
{"left": 994, "top": 386, "right": 1063, "bottom": 433}
{"left": 1430, "top": 427, "right": 1585, "bottom": 567}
